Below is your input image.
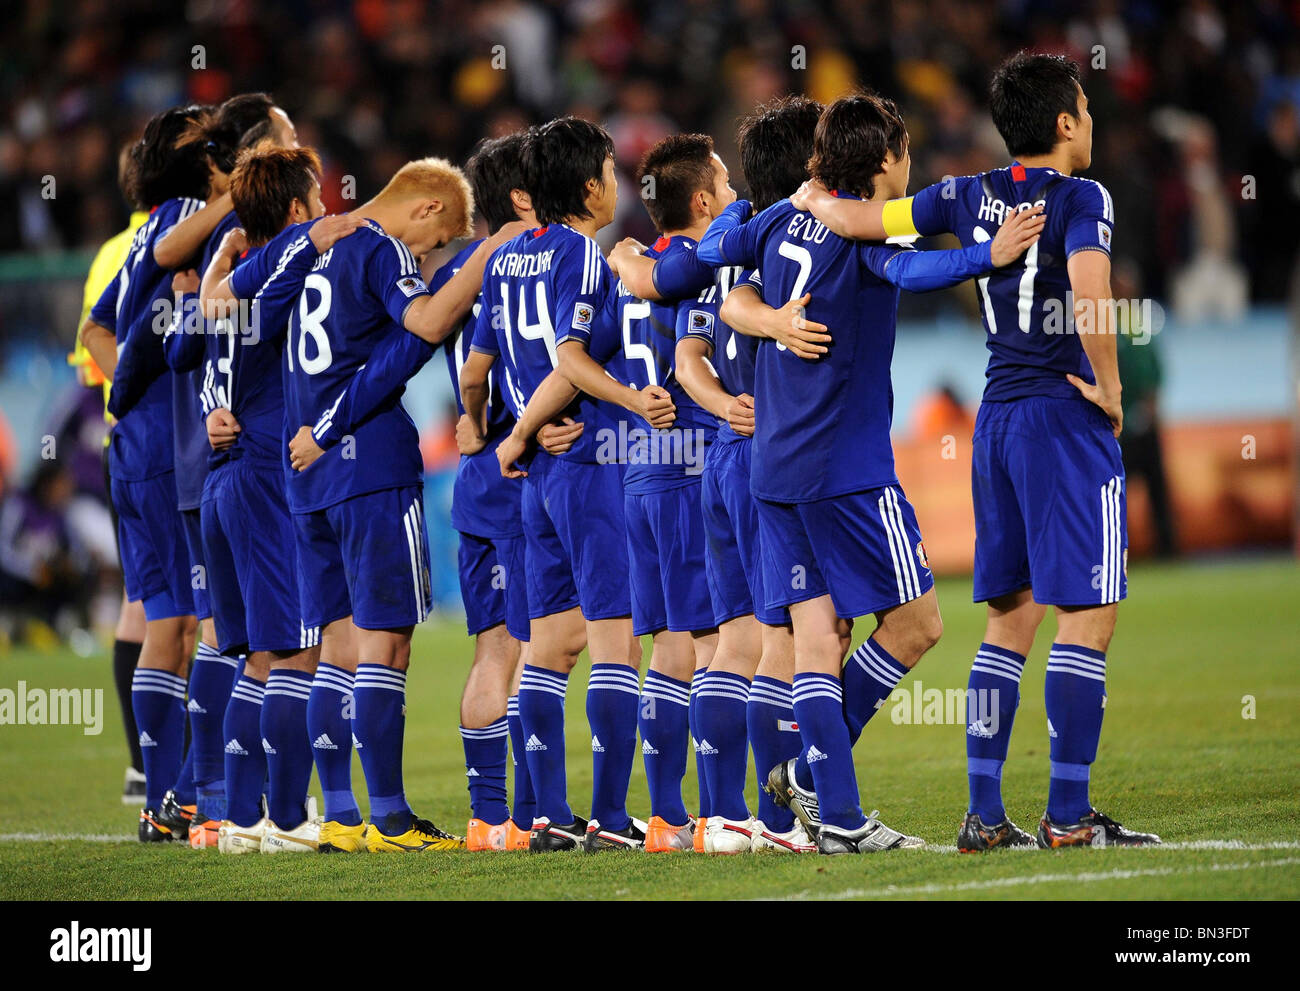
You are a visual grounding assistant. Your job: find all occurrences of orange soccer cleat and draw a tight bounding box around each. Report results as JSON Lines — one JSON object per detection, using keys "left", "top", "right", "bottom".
{"left": 644, "top": 815, "right": 695, "bottom": 853}
{"left": 466, "top": 818, "right": 509, "bottom": 851}
{"left": 505, "top": 820, "right": 532, "bottom": 851}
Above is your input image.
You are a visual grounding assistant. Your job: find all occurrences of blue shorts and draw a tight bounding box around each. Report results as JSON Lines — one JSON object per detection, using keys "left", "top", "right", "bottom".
{"left": 112, "top": 471, "right": 194, "bottom": 618}
{"left": 756, "top": 483, "right": 934, "bottom": 620}
{"left": 521, "top": 458, "right": 630, "bottom": 622}
{"left": 295, "top": 485, "right": 432, "bottom": 631}
{"left": 203, "top": 461, "right": 317, "bottom": 655}
{"left": 458, "top": 531, "right": 530, "bottom": 642}
{"left": 972, "top": 396, "right": 1127, "bottom": 607}
{"left": 180, "top": 508, "right": 212, "bottom": 622}
{"left": 625, "top": 482, "right": 716, "bottom": 636}
{"left": 701, "top": 438, "right": 788, "bottom": 627}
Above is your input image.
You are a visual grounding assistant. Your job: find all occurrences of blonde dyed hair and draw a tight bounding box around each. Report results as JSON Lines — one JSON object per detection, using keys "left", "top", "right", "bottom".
{"left": 377, "top": 157, "right": 475, "bottom": 238}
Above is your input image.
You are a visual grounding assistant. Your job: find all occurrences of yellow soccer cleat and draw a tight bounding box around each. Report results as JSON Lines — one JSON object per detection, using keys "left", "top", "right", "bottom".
{"left": 465, "top": 818, "right": 509, "bottom": 851}
{"left": 318, "top": 820, "right": 368, "bottom": 854}
{"left": 365, "top": 814, "right": 465, "bottom": 853}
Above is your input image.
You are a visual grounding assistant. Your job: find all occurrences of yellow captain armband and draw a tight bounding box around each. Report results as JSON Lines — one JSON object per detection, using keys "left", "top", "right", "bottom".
{"left": 881, "top": 197, "right": 920, "bottom": 238}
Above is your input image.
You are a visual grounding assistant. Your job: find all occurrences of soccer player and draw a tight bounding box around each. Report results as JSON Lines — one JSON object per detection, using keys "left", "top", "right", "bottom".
{"left": 461, "top": 117, "right": 654, "bottom": 852}
{"left": 255, "top": 158, "right": 520, "bottom": 852}
{"left": 666, "top": 97, "right": 828, "bottom": 853}
{"left": 585, "top": 134, "right": 733, "bottom": 851}
{"left": 191, "top": 146, "right": 364, "bottom": 853}
{"left": 68, "top": 141, "right": 150, "bottom": 805}
{"left": 157, "top": 93, "right": 299, "bottom": 845}
{"left": 791, "top": 54, "right": 1161, "bottom": 849}
{"left": 78, "top": 105, "right": 211, "bottom": 841}
{"left": 701, "top": 93, "right": 1044, "bottom": 854}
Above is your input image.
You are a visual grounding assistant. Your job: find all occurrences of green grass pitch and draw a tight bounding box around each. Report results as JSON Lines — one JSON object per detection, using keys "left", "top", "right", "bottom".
{"left": 1, "top": 557, "right": 1297, "bottom": 900}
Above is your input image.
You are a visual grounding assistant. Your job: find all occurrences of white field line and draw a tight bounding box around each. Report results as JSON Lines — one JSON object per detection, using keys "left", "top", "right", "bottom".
{"left": 772, "top": 856, "right": 1300, "bottom": 901}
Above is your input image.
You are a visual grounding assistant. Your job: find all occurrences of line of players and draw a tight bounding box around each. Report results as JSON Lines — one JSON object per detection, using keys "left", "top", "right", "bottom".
{"left": 80, "top": 50, "right": 1160, "bottom": 857}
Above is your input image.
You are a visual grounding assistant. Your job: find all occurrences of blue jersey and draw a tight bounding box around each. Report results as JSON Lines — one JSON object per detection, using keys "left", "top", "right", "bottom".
{"left": 675, "top": 264, "right": 755, "bottom": 444}
{"left": 908, "top": 165, "right": 1114, "bottom": 402}
{"left": 614, "top": 236, "right": 717, "bottom": 493}
{"left": 92, "top": 196, "right": 205, "bottom": 482}
{"left": 254, "top": 220, "right": 431, "bottom": 513}
{"left": 705, "top": 195, "right": 995, "bottom": 503}
{"left": 165, "top": 209, "right": 242, "bottom": 507}
{"left": 470, "top": 224, "right": 622, "bottom": 467}
{"left": 434, "top": 240, "right": 521, "bottom": 539}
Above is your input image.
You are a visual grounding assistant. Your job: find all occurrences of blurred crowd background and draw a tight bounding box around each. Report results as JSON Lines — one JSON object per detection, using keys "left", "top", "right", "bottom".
{"left": 1, "top": 0, "right": 1296, "bottom": 644}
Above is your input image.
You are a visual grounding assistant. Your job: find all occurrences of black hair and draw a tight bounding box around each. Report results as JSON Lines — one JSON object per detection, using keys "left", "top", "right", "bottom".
{"left": 202, "top": 93, "right": 280, "bottom": 173}
{"left": 465, "top": 131, "right": 531, "bottom": 234}
{"left": 130, "top": 105, "right": 213, "bottom": 207}
{"left": 989, "top": 52, "right": 1083, "bottom": 158}
{"left": 521, "top": 117, "right": 615, "bottom": 225}
{"left": 736, "top": 95, "right": 823, "bottom": 211}
{"left": 807, "top": 93, "right": 908, "bottom": 199}
{"left": 636, "top": 133, "right": 717, "bottom": 233}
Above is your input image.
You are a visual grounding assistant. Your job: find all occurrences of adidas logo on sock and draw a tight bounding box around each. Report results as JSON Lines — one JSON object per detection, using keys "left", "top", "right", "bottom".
{"left": 591, "top": 735, "right": 605, "bottom": 753}
{"left": 224, "top": 738, "right": 247, "bottom": 756}
{"left": 261, "top": 738, "right": 276, "bottom": 755}
{"left": 698, "top": 738, "right": 719, "bottom": 756}
{"left": 691, "top": 737, "right": 700, "bottom": 753}
{"left": 467, "top": 767, "right": 479, "bottom": 777}
{"left": 352, "top": 733, "right": 363, "bottom": 750}
{"left": 642, "top": 739, "right": 659, "bottom": 756}
{"left": 806, "top": 745, "right": 828, "bottom": 763}
{"left": 967, "top": 719, "right": 995, "bottom": 739}
{"left": 138, "top": 731, "right": 156, "bottom": 748}
{"left": 313, "top": 733, "right": 338, "bottom": 750}
{"left": 526, "top": 734, "right": 547, "bottom": 752}
{"left": 1047, "top": 719, "right": 1058, "bottom": 739}
{"left": 187, "top": 698, "right": 205, "bottom": 713}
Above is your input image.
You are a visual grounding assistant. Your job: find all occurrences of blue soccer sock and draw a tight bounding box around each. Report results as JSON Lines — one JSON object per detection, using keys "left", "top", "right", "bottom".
{"left": 132, "top": 668, "right": 188, "bottom": 810}
{"left": 1045, "top": 644, "right": 1107, "bottom": 823}
{"left": 695, "top": 670, "right": 751, "bottom": 821}
{"left": 791, "top": 637, "right": 908, "bottom": 792}
{"left": 223, "top": 673, "right": 267, "bottom": 827}
{"left": 689, "top": 668, "right": 711, "bottom": 819}
{"left": 747, "top": 675, "right": 798, "bottom": 831}
{"left": 966, "top": 642, "right": 1026, "bottom": 823}
{"left": 585, "top": 663, "right": 640, "bottom": 832}
{"left": 792, "top": 672, "right": 864, "bottom": 831}
{"left": 262, "top": 669, "right": 314, "bottom": 829}
{"left": 517, "top": 665, "right": 572, "bottom": 825}
{"left": 172, "top": 671, "right": 197, "bottom": 806}
{"left": 506, "top": 695, "right": 535, "bottom": 829}
{"left": 306, "top": 662, "right": 360, "bottom": 827}
{"left": 640, "top": 669, "right": 691, "bottom": 826}
{"left": 460, "top": 718, "right": 509, "bottom": 826}
{"left": 189, "top": 644, "right": 239, "bottom": 820}
{"left": 353, "top": 663, "right": 411, "bottom": 835}
{"left": 842, "top": 638, "right": 909, "bottom": 743}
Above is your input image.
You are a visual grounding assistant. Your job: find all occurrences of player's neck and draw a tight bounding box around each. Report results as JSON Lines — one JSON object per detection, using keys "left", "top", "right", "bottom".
{"left": 664, "top": 218, "right": 710, "bottom": 243}
{"left": 1013, "top": 149, "right": 1075, "bottom": 175}
{"left": 561, "top": 215, "right": 602, "bottom": 239}
{"left": 352, "top": 198, "right": 400, "bottom": 235}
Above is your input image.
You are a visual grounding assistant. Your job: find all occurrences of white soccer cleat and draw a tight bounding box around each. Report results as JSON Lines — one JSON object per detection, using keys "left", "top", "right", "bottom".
{"left": 750, "top": 819, "right": 817, "bottom": 853}
{"left": 261, "top": 797, "right": 320, "bottom": 853}
{"left": 218, "top": 817, "right": 269, "bottom": 854}
{"left": 703, "top": 815, "right": 757, "bottom": 854}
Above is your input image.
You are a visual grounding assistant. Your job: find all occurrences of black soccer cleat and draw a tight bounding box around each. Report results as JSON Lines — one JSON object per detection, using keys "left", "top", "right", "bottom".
{"left": 957, "top": 812, "right": 1037, "bottom": 852}
{"left": 583, "top": 817, "right": 647, "bottom": 852}
{"left": 138, "top": 807, "right": 176, "bottom": 843}
{"left": 529, "top": 815, "right": 589, "bottom": 853}
{"left": 156, "top": 789, "right": 196, "bottom": 840}
{"left": 764, "top": 758, "right": 821, "bottom": 838}
{"left": 1037, "top": 808, "right": 1162, "bottom": 849}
